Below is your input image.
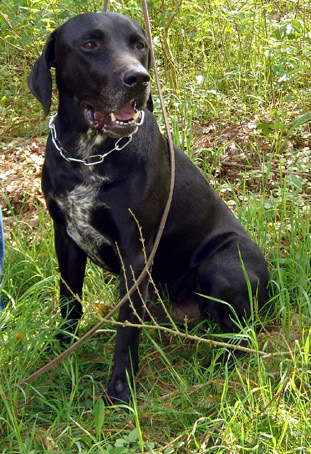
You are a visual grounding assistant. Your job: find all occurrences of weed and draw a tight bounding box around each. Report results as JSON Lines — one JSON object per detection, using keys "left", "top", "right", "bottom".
{"left": 1, "top": 0, "right": 311, "bottom": 453}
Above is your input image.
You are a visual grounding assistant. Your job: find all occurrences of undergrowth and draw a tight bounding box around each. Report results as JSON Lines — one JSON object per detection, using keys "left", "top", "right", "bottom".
{"left": 1, "top": 0, "right": 311, "bottom": 453}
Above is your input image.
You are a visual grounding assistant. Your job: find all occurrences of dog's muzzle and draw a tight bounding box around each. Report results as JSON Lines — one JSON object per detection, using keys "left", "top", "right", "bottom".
{"left": 83, "top": 99, "right": 145, "bottom": 137}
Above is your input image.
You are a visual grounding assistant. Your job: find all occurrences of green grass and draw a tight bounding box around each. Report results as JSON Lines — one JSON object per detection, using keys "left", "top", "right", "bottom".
{"left": 1, "top": 208, "right": 311, "bottom": 453}
{"left": 1, "top": 0, "right": 311, "bottom": 452}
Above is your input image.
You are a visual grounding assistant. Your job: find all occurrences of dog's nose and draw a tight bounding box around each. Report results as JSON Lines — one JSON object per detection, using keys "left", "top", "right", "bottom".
{"left": 122, "top": 68, "right": 150, "bottom": 88}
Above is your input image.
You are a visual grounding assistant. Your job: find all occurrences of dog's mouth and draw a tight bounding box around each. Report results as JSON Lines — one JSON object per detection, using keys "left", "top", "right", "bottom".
{"left": 83, "top": 100, "right": 143, "bottom": 137}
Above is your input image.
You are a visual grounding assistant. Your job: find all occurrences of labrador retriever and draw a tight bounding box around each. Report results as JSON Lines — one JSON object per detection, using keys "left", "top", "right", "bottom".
{"left": 28, "top": 12, "right": 269, "bottom": 404}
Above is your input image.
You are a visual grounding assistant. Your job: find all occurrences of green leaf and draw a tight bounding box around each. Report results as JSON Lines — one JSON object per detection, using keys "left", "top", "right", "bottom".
{"left": 81, "top": 435, "right": 93, "bottom": 448}
{"left": 94, "top": 398, "right": 105, "bottom": 438}
{"left": 164, "top": 448, "right": 175, "bottom": 454}
{"left": 287, "top": 174, "right": 303, "bottom": 191}
{"left": 112, "top": 447, "right": 128, "bottom": 454}
{"left": 288, "top": 112, "right": 311, "bottom": 135}
{"left": 127, "top": 428, "right": 139, "bottom": 443}
{"left": 273, "top": 22, "right": 299, "bottom": 40}
{"left": 256, "top": 122, "right": 273, "bottom": 138}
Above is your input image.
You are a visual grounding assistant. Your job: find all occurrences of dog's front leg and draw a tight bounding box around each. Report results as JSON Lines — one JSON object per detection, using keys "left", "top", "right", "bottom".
{"left": 54, "top": 221, "right": 87, "bottom": 346}
{"left": 106, "top": 260, "right": 149, "bottom": 405}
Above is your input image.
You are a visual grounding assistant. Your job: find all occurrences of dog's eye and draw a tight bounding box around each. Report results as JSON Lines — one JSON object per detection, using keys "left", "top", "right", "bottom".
{"left": 81, "top": 41, "right": 97, "bottom": 50}
{"left": 135, "top": 42, "right": 145, "bottom": 50}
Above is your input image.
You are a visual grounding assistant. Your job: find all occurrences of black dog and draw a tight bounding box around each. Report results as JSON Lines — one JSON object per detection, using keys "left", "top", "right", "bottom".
{"left": 28, "top": 12, "right": 269, "bottom": 404}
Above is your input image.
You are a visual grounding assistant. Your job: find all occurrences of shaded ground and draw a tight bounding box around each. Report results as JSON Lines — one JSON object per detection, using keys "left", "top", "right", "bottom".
{"left": 192, "top": 119, "right": 311, "bottom": 193}
{"left": 0, "top": 137, "right": 45, "bottom": 228}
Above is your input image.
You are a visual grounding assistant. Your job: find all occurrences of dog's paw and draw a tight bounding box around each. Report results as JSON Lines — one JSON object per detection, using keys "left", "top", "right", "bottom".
{"left": 43, "top": 332, "right": 75, "bottom": 356}
{"left": 55, "top": 331, "right": 75, "bottom": 348}
{"left": 104, "top": 377, "right": 131, "bottom": 408}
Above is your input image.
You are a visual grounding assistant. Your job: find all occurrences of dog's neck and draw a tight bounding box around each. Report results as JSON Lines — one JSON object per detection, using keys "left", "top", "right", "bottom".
{"left": 52, "top": 92, "right": 145, "bottom": 164}
{"left": 50, "top": 106, "right": 145, "bottom": 166}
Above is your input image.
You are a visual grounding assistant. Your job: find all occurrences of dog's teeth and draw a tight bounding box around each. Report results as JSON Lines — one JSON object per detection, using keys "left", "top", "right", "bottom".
{"left": 113, "top": 118, "right": 137, "bottom": 126}
{"left": 110, "top": 113, "right": 116, "bottom": 122}
{"left": 132, "top": 111, "right": 140, "bottom": 121}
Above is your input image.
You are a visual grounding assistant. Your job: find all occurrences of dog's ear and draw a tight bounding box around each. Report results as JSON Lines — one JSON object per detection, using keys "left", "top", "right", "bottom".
{"left": 146, "top": 48, "right": 154, "bottom": 112}
{"left": 28, "top": 30, "right": 57, "bottom": 116}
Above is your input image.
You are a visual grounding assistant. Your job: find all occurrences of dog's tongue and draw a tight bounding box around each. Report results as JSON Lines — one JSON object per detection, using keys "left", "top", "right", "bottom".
{"left": 87, "top": 102, "right": 138, "bottom": 129}
{"left": 114, "top": 103, "right": 135, "bottom": 121}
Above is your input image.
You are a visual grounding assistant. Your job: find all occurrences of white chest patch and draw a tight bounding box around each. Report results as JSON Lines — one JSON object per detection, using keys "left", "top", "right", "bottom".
{"left": 58, "top": 182, "right": 113, "bottom": 267}
{"left": 77, "top": 130, "right": 106, "bottom": 159}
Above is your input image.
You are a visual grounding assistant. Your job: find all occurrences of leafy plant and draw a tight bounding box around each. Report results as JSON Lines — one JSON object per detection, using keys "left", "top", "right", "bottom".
{"left": 1, "top": 0, "right": 311, "bottom": 453}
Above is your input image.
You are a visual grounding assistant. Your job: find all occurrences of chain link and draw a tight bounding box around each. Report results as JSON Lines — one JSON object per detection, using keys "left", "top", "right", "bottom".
{"left": 48, "top": 111, "right": 145, "bottom": 166}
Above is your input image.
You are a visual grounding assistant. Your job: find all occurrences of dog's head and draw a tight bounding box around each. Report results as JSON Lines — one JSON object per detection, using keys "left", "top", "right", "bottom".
{"left": 28, "top": 12, "right": 153, "bottom": 138}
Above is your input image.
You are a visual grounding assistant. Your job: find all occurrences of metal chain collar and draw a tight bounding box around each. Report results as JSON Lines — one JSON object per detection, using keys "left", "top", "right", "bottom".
{"left": 48, "top": 111, "right": 145, "bottom": 166}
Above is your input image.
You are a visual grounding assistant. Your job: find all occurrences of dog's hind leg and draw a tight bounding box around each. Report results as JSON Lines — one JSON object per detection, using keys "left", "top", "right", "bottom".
{"left": 196, "top": 259, "right": 259, "bottom": 366}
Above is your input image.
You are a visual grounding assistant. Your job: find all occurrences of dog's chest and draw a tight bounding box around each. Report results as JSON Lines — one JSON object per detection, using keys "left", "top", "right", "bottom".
{"left": 57, "top": 179, "right": 113, "bottom": 268}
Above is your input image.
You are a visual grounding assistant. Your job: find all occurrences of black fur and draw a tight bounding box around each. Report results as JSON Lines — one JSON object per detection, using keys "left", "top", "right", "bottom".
{"left": 28, "top": 12, "right": 269, "bottom": 404}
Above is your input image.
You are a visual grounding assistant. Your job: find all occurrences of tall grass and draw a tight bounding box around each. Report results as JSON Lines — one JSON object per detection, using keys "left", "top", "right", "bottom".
{"left": 1, "top": 0, "right": 311, "bottom": 452}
